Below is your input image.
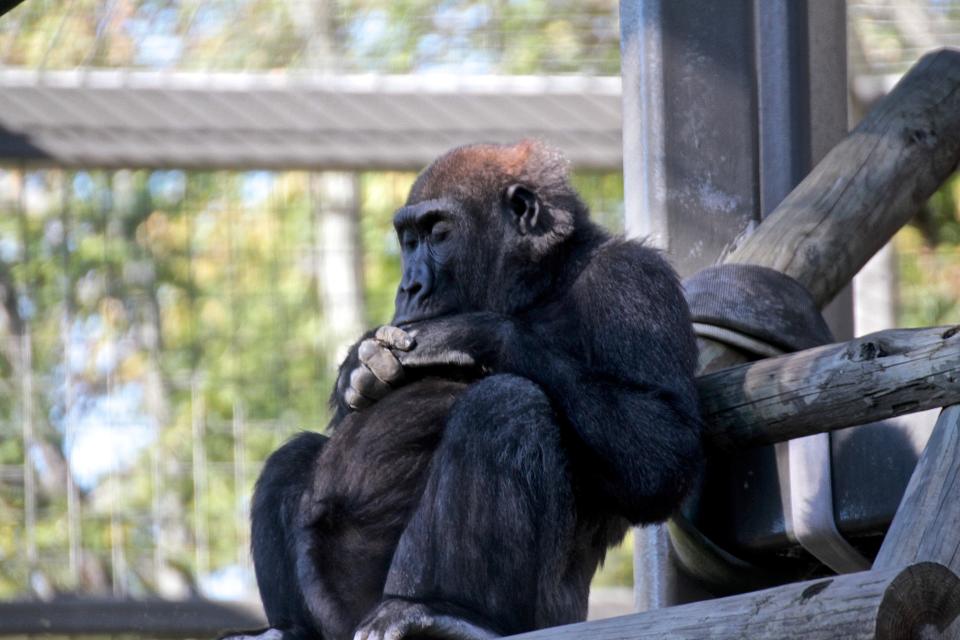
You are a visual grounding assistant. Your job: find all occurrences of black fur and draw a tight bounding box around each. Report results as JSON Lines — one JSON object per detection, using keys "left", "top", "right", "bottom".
{"left": 250, "top": 141, "right": 703, "bottom": 640}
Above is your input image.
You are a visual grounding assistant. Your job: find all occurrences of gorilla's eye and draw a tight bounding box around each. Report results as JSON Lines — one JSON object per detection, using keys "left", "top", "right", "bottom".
{"left": 505, "top": 184, "right": 538, "bottom": 219}
{"left": 400, "top": 229, "right": 417, "bottom": 251}
{"left": 430, "top": 221, "right": 452, "bottom": 243}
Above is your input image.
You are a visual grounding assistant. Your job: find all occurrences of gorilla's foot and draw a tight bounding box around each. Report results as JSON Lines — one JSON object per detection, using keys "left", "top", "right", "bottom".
{"left": 353, "top": 599, "right": 499, "bottom": 640}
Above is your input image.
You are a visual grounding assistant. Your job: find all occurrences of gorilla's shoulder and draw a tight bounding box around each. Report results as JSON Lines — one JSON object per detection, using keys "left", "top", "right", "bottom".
{"left": 587, "top": 236, "right": 681, "bottom": 287}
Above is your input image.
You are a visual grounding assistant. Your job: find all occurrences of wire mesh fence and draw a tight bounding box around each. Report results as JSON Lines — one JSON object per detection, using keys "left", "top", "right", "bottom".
{"left": 0, "top": 166, "right": 625, "bottom": 607}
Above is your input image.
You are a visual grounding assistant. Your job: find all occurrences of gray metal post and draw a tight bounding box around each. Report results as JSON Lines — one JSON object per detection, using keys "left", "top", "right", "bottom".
{"left": 621, "top": 0, "right": 848, "bottom": 609}
{"left": 621, "top": 0, "right": 760, "bottom": 268}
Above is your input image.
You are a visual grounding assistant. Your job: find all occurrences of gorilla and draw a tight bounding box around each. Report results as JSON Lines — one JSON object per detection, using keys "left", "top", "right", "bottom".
{"left": 249, "top": 141, "right": 703, "bottom": 640}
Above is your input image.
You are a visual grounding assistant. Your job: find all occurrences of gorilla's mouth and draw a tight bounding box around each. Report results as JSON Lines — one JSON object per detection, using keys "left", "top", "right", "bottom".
{"left": 393, "top": 307, "right": 456, "bottom": 326}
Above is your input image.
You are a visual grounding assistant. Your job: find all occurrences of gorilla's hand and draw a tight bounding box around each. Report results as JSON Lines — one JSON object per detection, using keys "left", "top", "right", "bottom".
{"left": 397, "top": 312, "right": 506, "bottom": 372}
{"left": 338, "top": 326, "right": 415, "bottom": 410}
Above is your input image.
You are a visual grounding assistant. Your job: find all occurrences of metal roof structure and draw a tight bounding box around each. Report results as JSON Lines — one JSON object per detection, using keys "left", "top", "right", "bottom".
{"left": 0, "top": 70, "right": 623, "bottom": 171}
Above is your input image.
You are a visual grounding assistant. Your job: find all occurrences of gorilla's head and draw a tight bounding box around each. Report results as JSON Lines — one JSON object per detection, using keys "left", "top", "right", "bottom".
{"left": 391, "top": 140, "right": 592, "bottom": 325}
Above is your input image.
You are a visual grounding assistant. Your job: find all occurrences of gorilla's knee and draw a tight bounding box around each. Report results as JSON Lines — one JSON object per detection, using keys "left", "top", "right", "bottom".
{"left": 451, "top": 374, "right": 550, "bottom": 427}
{"left": 445, "top": 374, "right": 559, "bottom": 465}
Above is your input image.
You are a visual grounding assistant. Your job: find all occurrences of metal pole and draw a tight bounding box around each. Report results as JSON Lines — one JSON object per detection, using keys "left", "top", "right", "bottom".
{"left": 620, "top": 0, "right": 848, "bottom": 609}
{"left": 15, "top": 168, "right": 38, "bottom": 582}
{"left": 60, "top": 170, "right": 82, "bottom": 587}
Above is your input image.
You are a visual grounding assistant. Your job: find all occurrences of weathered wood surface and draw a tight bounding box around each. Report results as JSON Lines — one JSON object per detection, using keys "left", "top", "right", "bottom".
{"left": 698, "top": 326, "right": 960, "bottom": 450}
{"left": 874, "top": 405, "right": 960, "bottom": 574}
{"left": 692, "top": 48, "right": 960, "bottom": 379}
{"left": 693, "top": 48, "right": 960, "bottom": 375}
{"left": 722, "top": 48, "right": 960, "bottom": 307}
{"left": 508, "top": 563, "right": 960, "bottom": 640}
{"left": 0, "top": 598, "right": 265, "bottom": 636}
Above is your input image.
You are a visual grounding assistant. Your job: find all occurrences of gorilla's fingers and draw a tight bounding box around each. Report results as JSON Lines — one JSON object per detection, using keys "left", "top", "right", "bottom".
{"left": 375, "top": 325, "right": 415, "bottom": 351}
{"left": 397, "top": 347, "right": 477, "bottom": 370}
{"left": 350, "top": 365, "right": 391, "bottom": 400}
{"left": 344, "top": 386, "right": 372, "bottom": 410}
{"left": 355, "top": 600, "right": 496, "bottom": 640}
{"left": 359, "top": 339, "right": 404, "bottom": 384}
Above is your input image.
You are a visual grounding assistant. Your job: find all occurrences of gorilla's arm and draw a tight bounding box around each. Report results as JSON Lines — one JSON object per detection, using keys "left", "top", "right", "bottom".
{"left": 397, "top": 241, "right": 703, "bottom": 524}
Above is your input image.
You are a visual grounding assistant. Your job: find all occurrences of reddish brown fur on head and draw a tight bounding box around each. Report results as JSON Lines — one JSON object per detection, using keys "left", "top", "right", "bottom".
{"left": 407, "top": 140, "right": 573, "bottom": 208}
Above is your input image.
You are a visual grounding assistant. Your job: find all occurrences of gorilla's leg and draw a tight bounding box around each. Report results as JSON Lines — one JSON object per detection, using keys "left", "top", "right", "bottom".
{"left": 267, "top": 381, "right": 466, "bottom": 640}
{"left": 251, "top": 431, "right": 329, "bottom": 640}
{"left": 358, "top": 374, "right": 599, "bottom": 639}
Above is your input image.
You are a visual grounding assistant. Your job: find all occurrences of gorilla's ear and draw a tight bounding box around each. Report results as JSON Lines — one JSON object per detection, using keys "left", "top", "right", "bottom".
{"left": 505, "top": 184, "right": 539, "bottom": 233}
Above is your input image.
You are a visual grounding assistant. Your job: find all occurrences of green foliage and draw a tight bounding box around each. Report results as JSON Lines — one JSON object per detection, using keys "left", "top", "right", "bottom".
{"left": 572, "top": 172, "right": 624, "bottom": 234}
{"left": 896, "top": 174, "right": 960, "bottom": 328}
{"left": 591, "top": 530, "right": 633, "bottom": 587}
{"left": 1, "top": 0, "right": 620, "bottom": 75}
{"left": 360, "top": 172, "right": 416, "bottom": 326}
{"left": 0, "top": 0, "right": 635, "bottom": 598}
{"left": 0, "top": 168, "right": 322, "bottom": 595}
{"left": 336, "top": 0, "right": 619, "bottom": 74}
{"left": 0, "top": 164, "right": 629, "bottom": 596}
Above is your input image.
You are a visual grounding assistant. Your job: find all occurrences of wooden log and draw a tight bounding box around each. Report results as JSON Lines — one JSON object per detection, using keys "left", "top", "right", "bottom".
{"left": 690, "top": 48, "right": 960, "bottom": 410}
{"left": 722, "top": 48, "right": 960, "bottom": 307}
{"left": 874, "top": 405, "right": 960, "bottom": 573}
{"left": 507, "top": 563, "right": 960, "bottom": 640}
{"left": 698, "top": 326, "right": 960, "bottom": 450}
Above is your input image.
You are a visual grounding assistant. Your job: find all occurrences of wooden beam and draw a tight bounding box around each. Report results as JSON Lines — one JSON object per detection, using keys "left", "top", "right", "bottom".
{"left": 873, "top": 405, "right": 960, "bottom": 573}
{"left": 507, "top": 563, "right": 960, "bottom": 640}
{"left": 0, "top": 598, "right": 265, "bottom": 636}
{"left": 723, "top": 48, "right": 960, "bottom": 307}
{"left": 696, "top": 48, "right": 960, "bottom": 375}
{"left": 698, "top": 326, "right": 960, "bottom": 450}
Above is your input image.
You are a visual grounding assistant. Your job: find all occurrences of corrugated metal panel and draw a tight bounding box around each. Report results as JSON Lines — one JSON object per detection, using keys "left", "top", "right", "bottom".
{"left": 0, "top": 70, "right": 623, "bottom": 171}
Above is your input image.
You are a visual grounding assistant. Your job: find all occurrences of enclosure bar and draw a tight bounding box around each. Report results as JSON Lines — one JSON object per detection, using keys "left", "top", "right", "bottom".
{"left": 723, "top": 48, "right": 960, "bottom": 307}
{"left": 59, "top": 169, "right": 82, "bottom": 586}
{"left": 191, "top": 376, "right": 209, "bottom": 579}
{"left": 0, "top": 598, "right": 265, "bottom": 636}
{"left": 698, "top": 325, "right": 960, "bottom": 450}
{"left": 507, "top": 562, "right": 960, "bottom": 640}
{"left": 100, "top": 175, "right": 129, "bottom": 598}
{"left": 15, "top": 169, "right": 37, "bottom": 572}
{"left": 233, "top": 399, "right": 249, "bottom": 570}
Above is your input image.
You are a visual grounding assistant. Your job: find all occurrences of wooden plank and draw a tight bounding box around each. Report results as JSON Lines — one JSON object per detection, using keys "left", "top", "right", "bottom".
{"left": 698, "top": 326, "right": 960, "bottom": 450}
{"left": 507, "top": 563, "right": 960, "bottom": 640}
{"left": 874, "top": 405, "right": 960, "bottom": 573}
{"left": 0, "top": 598, "right": 265, "bottom": 637}
{"left": 723, "top": 48, "right": 960, "bottom": 307}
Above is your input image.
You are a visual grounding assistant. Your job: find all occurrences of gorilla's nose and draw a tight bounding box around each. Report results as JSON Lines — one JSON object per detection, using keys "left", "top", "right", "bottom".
{"left": 400, "top": 261, "right": 433, "bottom": 299}
{"left": 400, "top": 280, "right": 423, "bottom": 296}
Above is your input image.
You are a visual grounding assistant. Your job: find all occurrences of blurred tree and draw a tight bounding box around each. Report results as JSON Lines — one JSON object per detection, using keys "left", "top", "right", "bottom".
{"left": 0, "top": 0, "right": 631, "bottom": 599}
{"left": 0, "top": 0, "right": 621, "bottom": 74}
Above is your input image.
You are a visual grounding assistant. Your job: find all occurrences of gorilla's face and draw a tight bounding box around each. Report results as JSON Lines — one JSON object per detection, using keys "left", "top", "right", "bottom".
{"left": 390, "top": 185, "right": 543, "bottom": 325}
{"left": 391, "top": 196, "right": 464, "bottom": 325}
{"left": 391, "top": 141, "right": 584, "bottom": 325}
